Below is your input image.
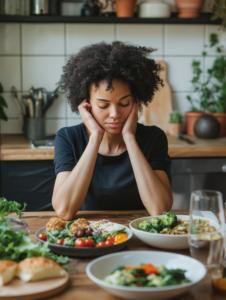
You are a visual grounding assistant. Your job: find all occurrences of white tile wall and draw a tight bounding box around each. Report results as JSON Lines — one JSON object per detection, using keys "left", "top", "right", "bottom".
{"left": 0, "top": 3, "right": 222, "bottom": 134}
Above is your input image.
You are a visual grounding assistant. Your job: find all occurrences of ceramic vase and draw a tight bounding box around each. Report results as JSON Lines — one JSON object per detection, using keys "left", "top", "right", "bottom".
{"left": 175, "top": 0, "right": 205, "bottom": 18}
{"left": 115, "top": 0, "right": 137, "bottom": 17}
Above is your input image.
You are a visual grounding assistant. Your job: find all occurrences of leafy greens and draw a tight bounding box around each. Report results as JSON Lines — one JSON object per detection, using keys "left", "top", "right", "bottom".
{"left": 0, "top": 197, "right": 27, "bottom": 225}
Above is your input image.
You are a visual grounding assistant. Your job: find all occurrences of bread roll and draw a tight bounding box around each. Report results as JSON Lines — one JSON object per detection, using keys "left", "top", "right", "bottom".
{"left": 0, "top": 260, "right": 18, "bottom": 286}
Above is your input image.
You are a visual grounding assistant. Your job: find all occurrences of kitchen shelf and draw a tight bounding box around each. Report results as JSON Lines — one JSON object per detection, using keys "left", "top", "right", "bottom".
{"left": 0, "top": 13, "right": 221, "bottom": 24}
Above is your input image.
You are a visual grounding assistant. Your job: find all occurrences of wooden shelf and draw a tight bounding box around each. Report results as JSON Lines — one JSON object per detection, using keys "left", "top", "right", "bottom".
{"left": 0, "top": 13, "right": 221, "bottom": 24}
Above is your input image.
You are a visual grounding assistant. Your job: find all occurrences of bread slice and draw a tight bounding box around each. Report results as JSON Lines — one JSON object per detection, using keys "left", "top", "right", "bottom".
{"left": 0, "top": 260, "right": 18, "bottom": 286}
{"left": 17, "top": 257, "right": 65, "bottom": 282}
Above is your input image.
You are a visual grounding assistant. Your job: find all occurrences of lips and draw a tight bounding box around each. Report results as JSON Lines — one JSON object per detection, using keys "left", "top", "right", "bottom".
{"left": 107, "top": 122, "right": 124, "bottom": 128}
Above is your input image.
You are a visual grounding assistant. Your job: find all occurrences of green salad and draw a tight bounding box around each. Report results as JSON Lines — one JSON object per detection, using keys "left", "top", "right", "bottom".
{"left": 104, "top": 264, "right": 190, "bottom": 287}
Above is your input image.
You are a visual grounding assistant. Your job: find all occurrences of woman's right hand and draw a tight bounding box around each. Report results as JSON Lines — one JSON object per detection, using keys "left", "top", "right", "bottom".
{"left": 78, "top": 100, "right": 105, "bottom": 137}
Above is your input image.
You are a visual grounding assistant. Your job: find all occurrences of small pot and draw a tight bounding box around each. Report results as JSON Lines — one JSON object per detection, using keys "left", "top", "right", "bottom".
{"left": 115, "top": 0, "right": 137, "bottom": 18}
{"left": 185, "top": 111, "right": 203, "bottom": 136}
{"left": 212, "top": 113, "right": 226, "bottom": 137}
{"left": 194, "top": 114, "right": 220, "bottom": 139}
{"left": 175, "top": 0, "right": 205, "bottom": 18}
{"left": 167, "top": 123, "right": 183, "bottom": 136}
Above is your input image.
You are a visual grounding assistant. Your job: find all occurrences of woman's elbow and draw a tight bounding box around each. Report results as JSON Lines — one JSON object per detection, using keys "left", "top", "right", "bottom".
{"left": 52, "top": 198, "right": 74, "bottom": 221}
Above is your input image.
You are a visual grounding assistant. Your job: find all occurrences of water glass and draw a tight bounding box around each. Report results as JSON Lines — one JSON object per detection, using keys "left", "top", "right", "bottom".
{"left": 189, "top": 190, "right": 225, "bottom": 269}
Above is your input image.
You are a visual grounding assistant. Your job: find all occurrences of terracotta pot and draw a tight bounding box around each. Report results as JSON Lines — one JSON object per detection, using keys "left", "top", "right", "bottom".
{"left": 167, "top": 123, "right": 183, "bottom": 136}
{"left": 115, "top": 0, "right": 137, "bottom": 17}
{"left": 185, "top": 112, "right": 203, "bottom": 136}
{"left": 175, "top": 0, "right": 205, "bottom": 18}
{"left": 212, "top": 113, "right": 226, "bottom": 137}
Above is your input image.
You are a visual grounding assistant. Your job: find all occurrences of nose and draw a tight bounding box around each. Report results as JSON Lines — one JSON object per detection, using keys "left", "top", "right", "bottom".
{"left": 109, "top": 105, "right": 121, "bottom": 119}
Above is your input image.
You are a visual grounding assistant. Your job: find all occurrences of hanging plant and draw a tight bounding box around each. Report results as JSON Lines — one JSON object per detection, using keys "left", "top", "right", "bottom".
{"left": 211, "top": 0, "right": 226, "bottom": 30}
{"left": 0, "top": 83, "right": 8, "bottom": 121}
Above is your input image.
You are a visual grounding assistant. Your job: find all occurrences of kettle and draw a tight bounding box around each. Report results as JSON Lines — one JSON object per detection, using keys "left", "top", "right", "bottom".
{"left": 31, "top": 0, "right": 49, "bottom": 15}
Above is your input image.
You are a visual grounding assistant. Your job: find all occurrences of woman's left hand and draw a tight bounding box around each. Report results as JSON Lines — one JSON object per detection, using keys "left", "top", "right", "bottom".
{"left": 122, "top": 100, "right": 139, "bottom": 139}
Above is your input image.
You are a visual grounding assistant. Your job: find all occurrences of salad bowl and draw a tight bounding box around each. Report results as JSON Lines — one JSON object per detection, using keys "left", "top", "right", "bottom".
{"left": 86, "top": 250, "right": 206, "bottom": 300}
{"left": 35, "top": 221, "right": 133, "bottom": 257}
{"left": 129, "top": 215, "right": 219, "bottom": 250}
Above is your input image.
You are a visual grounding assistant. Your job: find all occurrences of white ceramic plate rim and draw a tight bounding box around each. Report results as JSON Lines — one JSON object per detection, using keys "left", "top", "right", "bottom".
{"left": 36, "top": 221, "right": 133, "bottom": 249}
{"left": 86, "top": 250, "right": 206, "bottom": 292}
{"left": 129, "top": 215, "right": 219, "bottom": 237}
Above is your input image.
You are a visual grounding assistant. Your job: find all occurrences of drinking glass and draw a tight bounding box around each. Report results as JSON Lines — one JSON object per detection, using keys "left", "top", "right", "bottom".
{"left": 189, "top": 190, "right": 225, "bottom": 269}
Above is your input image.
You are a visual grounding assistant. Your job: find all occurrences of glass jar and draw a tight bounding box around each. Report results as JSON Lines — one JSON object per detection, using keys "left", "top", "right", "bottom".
{"left": 5, "top": 218, "right": 29, "bottom": 234}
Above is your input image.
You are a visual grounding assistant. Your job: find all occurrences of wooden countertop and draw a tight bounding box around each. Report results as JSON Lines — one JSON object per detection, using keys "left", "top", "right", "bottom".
{"left": 1, "top": 134, "right": 226, "bottom": 160}
{"left": 8, "top": 210, "right": 224, "bottom": 300}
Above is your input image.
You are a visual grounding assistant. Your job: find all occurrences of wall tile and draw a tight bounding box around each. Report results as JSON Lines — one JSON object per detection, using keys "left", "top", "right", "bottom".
{"left": 66, "top": 24, "right": 115, "bottom": 55}
{"left": 22, "top": 56, "right": 65, "bottom": 91}
{"left": 67, "top": 118, "right": 83, "bottom": 127}
{"left": 164, "top": 56, "right": 204, "bottom": 92}
{"left": 0, "top": 23, "right": 20, "bottom": 55}
{"left": 1, "top": 118, "right": 23, "bottom": 134}
{"left": 205, "top": 25, "right": 226, "bottom": 55}
{"left": 0, "top": 57, "right": 21, "bottom": 92}
{"left": 165, "top": 25, "right": 204, "bottom": 55}
{"left": 46, "top": 119, "right": 66, "bottom": 135}
{"left": 116, "top": 24, "right": 163, "bottom": 55}
{"left": 45, "top": 93, "right": 66, "bottom": 118}
{"left": 172, "top": 92, "right": 199, "bottom": 115}
{"left": 22, "top": 24, "right": 65, "bottom": 55}
{"left": 2, "top": 92, "right": 22, "bottom": 118}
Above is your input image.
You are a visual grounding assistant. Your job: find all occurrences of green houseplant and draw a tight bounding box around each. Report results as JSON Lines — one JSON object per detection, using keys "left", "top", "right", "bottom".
{"left": 0, "top": 82, "right": 8, "bottom": 121}
{"left": 167, "top": 111, "right": 183, "bottom": 136}
{"left": 211, "top": 0, "right": 226, "bottom": 30}
{"left": 185, "top": 33, "right": 226, "bottom": 136}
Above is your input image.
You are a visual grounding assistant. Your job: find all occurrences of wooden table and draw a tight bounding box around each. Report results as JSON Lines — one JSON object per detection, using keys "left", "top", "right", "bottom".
{"left": 11, "top": 210, "right": 226, "bottom": 300}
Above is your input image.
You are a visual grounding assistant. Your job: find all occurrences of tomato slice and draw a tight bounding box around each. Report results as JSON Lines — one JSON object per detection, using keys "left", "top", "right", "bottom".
{"left": 56, "top": 239, "right": 64, "bottom": 246}
{"left": 106, "top": 237, "right": 115, "bottom": 243}
{"left": 75, "top": 238, "right": 86, "bottom": 247}
{"left": 85, "top": 239, "right": 94, "bottom": 247}
{"left": 38, "top": 233, "right": 47, "bottom": 241}
{"left": 95, "top": 241, "right": 107, "bottom": 248}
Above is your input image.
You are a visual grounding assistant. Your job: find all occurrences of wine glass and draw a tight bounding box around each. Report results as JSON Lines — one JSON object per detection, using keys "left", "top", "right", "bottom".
{"left": 189, "top": 190, "right": 225, "bottom": 269}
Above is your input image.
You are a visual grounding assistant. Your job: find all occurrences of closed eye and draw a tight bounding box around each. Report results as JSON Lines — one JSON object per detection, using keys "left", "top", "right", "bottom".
{"left": 99, "top": 103, "right": 129, "bottom": 109}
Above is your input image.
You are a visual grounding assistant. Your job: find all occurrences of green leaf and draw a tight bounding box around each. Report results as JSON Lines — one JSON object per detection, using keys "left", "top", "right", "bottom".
{"left": 0, "top": 96, "right": 8, "bottom": 108}
{"left": 0, "top": 83, "right": 3, "bottom": 93}
{"left": 0, "top": 107, "right": 8, "bottom": 121}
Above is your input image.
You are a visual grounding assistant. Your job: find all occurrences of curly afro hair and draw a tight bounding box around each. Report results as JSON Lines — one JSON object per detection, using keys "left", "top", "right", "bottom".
{"left": 58, "top": 41, "right": 163, "bottom": 113}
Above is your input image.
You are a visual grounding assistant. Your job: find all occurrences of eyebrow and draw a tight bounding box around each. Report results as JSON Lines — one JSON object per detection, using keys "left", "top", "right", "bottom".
{"left": 95, "top": 95, "right": 131, "bottom": 102}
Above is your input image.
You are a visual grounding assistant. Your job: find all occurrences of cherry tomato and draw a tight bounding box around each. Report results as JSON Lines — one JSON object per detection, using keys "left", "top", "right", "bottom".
{"left": 105, "top": 240, "right": 114, "bottom": 246}
{"left": 95, "top": 242, "right": 107, "bottom": 248}
{"left": 85, "top": 239, "right": 94, "bottom": 247}
{"left": 75, "top": 238, "right": 86, "bottom": 247}
{"left": 106, "top": 237, "right": 115, "bottom": 243}
{"left": 38, "top": 233, "right": 47, "bottom": 241}
{"left": 56, "top": 239, "right": 64, "bottom": 245}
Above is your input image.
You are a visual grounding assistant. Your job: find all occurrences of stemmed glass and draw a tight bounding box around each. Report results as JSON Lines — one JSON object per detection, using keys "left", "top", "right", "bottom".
{"left": 189, "top": 190, "right": 225, "bottom": 269}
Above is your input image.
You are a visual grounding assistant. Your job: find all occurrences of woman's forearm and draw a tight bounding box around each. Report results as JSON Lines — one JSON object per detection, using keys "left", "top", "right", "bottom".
{"left": 124, "top": 135, "right": 173, "bottom": 215}
{"left": 52, "top": 133, "right": 103, "bottom": 219}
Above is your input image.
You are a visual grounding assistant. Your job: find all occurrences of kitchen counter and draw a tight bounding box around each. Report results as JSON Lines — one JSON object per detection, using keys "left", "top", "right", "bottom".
{"left": 1, "top": 134, "right": 226, "bottom": 160}
{"left": 7, "top": 209, "right": 224, "bottom": 300}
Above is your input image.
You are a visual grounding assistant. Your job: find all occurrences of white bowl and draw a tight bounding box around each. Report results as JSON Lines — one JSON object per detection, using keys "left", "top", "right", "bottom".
{"left": 129, "top": 215, "right": 219, "bottom": 250}
{"left": 86, "top": 251, "right": 206, "bottom": 300}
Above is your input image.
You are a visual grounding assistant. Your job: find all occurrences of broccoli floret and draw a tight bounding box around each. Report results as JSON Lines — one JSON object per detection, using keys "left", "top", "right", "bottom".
{"left": 161, "top": 269, "right": 187, "bottom": 281}
{"left": 138, "top": 220, "right": 152, "bottom": 231}
{"left": 63, "top": 237, "right": 74, "bottom": 247}
{"left": 149, "top": 217, "right": 163, "bottom": 232}
{"left": 162, "top": 274, "right": 178, "bottom": 286}
{"left": 147, "top": 274, "right": 163, "bottom": 287}
{"left": 161, "top": 212, "right": 178, "bottom": 229}
{"left": 149, "top": 228, "right": 158, "bottom": 233}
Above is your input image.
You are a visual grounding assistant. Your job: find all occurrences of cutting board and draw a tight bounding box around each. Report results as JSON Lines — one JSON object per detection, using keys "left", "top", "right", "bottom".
{"left": 0, "top": 272, "right": 69, "bottom": 300}
{"left": 138, "top": 61, "right": 172, "bottom": 133}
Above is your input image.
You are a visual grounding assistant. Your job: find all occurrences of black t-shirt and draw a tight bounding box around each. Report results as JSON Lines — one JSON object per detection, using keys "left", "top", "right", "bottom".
{"left": 54, "top": 122, "right": 170, "bottom": 211}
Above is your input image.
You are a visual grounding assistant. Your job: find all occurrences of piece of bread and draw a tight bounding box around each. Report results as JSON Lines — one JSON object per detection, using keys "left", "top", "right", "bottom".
{"left": 46, "top": 217, "right": 67, "bottom": 232}
{"left": 17, "top": 257, "right": 65, "bottom": 282}
{"left": 0, "top": 260, "right": 18, "bottom": 286}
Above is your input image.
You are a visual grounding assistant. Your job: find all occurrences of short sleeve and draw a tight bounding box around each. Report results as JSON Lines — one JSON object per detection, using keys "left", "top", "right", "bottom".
{"left": 146, "top": 127, "right": 170, "bottom": 173}
{"left": 54, "top": 128, "right": 76, "bottom": 175}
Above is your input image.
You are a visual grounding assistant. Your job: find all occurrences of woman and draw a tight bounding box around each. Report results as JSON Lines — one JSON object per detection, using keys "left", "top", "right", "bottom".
{"left": 52, "top": 41, "right": 173, "bottom": 220}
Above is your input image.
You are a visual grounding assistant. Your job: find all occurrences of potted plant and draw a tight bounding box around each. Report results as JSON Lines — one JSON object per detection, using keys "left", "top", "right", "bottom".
{"left": 186, "top": 33, "right": 226, "bottom": 136}
{"left": 211, "top": 0, "right": 226, "bottom": 30}
{"left": 167, "top": 111, "right": 183, "bottom": 136}
{"left": 114, "top": 0, "right": 137, "bottom": 17}
{"left": 0, "top": 82, "right": 8, "bottom": 121}
{"left": 175, "top": 0, "right": 205, "bottom": 18}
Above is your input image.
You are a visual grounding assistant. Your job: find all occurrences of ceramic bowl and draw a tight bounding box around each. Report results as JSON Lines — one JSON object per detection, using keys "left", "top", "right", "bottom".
{"left": 129, "top": 215, "right": 219, "bottom": 250}
{"left": 86, "top": 250, "right": 206, "bottom": 300}
{"left": 35, "top": 221, "right": 132, "bottom": 257}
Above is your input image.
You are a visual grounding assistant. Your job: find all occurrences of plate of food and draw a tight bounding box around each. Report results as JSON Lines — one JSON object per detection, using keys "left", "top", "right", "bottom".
{"left": 86, "top": 250, "right": 206, "bottom": 300}
{"left": 35, "top": 217, "right": 133, "bottom": 257}
{"left": 129, "top": 212, "right": 219, "bottom": 250}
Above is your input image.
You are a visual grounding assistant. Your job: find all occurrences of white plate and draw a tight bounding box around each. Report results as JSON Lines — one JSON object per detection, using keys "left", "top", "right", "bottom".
{"left": 86, "top": 250, "right": 206, "bottom": 300}
{"left": 35, "top": 221, "right": 133, "bottom": 257}
{"left": 129, "top": 215, "right": 219, "bottom": 250}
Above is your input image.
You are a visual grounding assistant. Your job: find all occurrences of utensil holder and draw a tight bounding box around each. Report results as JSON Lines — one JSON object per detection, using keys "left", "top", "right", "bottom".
{"left": 24, "top": 117, "right": 46, "bottom": 140}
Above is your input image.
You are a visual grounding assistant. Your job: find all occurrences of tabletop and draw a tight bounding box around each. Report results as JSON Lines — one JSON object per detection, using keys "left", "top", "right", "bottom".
{"left": 12, "top": 210, "right": 226, "bottom": 300}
